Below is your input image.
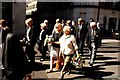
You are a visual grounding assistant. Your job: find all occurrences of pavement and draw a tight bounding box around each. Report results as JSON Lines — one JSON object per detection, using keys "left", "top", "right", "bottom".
{"left": 0, "top": 38, "right": 119, "bottom": 80}
{"left": 30, "top": 38, "right": 120, "bottom": 80}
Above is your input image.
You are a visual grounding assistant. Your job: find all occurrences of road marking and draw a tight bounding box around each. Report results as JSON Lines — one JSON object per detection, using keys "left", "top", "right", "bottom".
{"left": 102, "top": 39, "right": 120, "bottom": 43}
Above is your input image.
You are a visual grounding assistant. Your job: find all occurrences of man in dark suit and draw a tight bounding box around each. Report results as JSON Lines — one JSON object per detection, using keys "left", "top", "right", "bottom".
{"left": 76, "top": 18, "right": 88, "bottom": 60}
{"left": 37, "top": 23, "right": 47, "bottom": 61}
{"left": 0, "top": 19, "right": 11, "bottom": 44}
{"left": 2, "top": 33, "right": 32, "bottom": 80}
{"left": 66, "top": 20, "right": 76, "bottom": 36}
{"left": 86, "top": 22, "right": 99, "bottom": 66}
{"left": 24, "top": 18, "right": 37, "bottom": 64}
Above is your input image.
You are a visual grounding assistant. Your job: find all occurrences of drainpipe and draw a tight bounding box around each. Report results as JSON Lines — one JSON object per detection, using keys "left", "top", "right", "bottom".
{"left": 97, "top": 2, "right": 100, "bottom": 22}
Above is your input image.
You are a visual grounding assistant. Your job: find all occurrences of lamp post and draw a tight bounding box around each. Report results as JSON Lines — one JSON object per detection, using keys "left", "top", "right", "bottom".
{"left": 97, "top": 1, "right": 100, "bottom": 22}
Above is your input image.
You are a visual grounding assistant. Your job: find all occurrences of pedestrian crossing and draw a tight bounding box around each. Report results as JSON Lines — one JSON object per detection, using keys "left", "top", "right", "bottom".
{"left": 102, "top": 39, "right": 120, "bottom": 43}
{"left": 32, "top": 39, "right": 120, "bottom": 79}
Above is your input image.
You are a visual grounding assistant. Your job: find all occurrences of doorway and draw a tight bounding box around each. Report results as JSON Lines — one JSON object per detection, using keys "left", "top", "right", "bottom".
{"left": 108, "top": 17, "right": 117, "bottom": 31}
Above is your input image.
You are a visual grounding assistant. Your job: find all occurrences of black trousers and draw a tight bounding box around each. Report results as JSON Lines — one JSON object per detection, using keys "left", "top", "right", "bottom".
{"left": 77, "top": 39, "right": 85, "bottom": 57}
{"left": 25, "top": 44, "right": 35, "bottom": 62}
{"left": 38, "top": 41, "right": 47, "bottom": 60}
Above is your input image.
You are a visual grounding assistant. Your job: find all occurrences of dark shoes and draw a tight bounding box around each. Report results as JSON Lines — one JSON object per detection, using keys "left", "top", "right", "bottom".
{"left": 89, "top": 62, "right": 93, "bottom": 67}
{"left": 90, "top": 63, "right": 93, "bottom": 66}
{"left": 58, "top": 71, "right": 70, "bottom": 79}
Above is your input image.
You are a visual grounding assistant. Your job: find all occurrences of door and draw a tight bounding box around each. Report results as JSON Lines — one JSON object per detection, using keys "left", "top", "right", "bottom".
{"left": 108, "top": 17, "right": 117, "bottom": 31}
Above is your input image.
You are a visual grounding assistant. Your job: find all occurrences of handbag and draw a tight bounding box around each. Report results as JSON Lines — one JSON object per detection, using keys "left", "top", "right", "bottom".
{"left": 55, "top": 56, "right": 64, "bottom": 69}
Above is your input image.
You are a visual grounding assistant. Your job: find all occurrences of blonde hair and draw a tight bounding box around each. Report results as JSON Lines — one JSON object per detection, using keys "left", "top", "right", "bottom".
{"left": 44, "top": 20, "right": 48, "bottom": 23}
{"left": 40, "top": 23, "right": 46, "bottom": 29}
{"left": 25, "top": 18, "right": 33, "bottom": 24}
{"left": 56, "top": 18, "right": 60, "bottom": 23}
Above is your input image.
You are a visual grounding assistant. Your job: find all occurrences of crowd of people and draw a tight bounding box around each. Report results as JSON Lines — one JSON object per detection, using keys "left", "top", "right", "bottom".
{"left": 0, "top": 17, "right": 102, "bottom": 79}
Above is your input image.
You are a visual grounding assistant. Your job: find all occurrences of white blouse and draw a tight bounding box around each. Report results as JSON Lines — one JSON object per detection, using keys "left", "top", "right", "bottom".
{"left": 59, "top": 34, "right": 78, "bottom": 55}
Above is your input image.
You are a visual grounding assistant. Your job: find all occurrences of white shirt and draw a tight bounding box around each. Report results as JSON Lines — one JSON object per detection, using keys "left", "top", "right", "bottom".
{"left": 39, "top": 30, "right": 44, "bottom": 40}
{"left": 78, "top": 24, "right": 82, "bottom": 30}
{"left": 59, "top": 34, "right": 78, "bottom": 55}
{"left": 0, "top": 28, "right": 3, "bottom": 68}
{"left": 26, "top": 27, "right": 31, "bottom": 41}
{"left": 0, "top": 28, "right": 2, "bottom": 43}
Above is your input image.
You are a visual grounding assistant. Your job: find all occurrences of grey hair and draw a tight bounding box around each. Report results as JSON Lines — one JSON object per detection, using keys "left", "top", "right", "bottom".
{"left": 63, "top": 25, "right": 71, "bottom": 32}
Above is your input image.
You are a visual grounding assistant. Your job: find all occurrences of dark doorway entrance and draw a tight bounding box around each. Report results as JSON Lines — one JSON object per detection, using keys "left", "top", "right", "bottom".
{"left": 108, "top": 17, "right": 117, "bottom": 31}
{"left": 118, "top": 18, "right": 120, "bottom": 31}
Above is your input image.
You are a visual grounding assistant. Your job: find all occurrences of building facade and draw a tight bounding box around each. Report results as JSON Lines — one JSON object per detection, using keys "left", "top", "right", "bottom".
{"left": 0, "top": 2, "right": 26, "bottom": 36}
{"left": 26, "top": 2, "right": 120, "bottom": 33}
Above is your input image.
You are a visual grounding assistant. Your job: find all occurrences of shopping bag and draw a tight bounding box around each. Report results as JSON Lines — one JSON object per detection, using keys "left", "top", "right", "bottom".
{"left": 55, "top": 56, "right": 64, "bottom": 69}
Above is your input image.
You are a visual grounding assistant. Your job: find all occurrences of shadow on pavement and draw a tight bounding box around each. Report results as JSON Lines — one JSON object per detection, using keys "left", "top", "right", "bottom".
{"left": 97, "top": 50, "right": 120, "bottom": 53}
{"left": 32, "top": 62, "right": 49, "bottom": 71}
{"left": 65, "top": 66, "right": 115, "bottom": 79}
{"left": 32, "top": 78, "right": 49, "bottom": 80}
{"left": 95, "top": 56, "right": 117, "bottom": 60}
{"left": 94, "top": 61, "right": 120, "bottom": 66}
{"left": 100, "top": 46, "right": 120, "bottom": 48}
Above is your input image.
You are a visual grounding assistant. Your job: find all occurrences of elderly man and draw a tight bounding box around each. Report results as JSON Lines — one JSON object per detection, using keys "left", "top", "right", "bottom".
{"left": 86, "top": 22, "right": 99, "bottom": 66}
{"left": 76, "top": 18, "right": 88, "bottom": 61}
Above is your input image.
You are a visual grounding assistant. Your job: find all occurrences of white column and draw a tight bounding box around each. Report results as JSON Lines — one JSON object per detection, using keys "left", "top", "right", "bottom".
{"left": 0, "top": 1, "right": 2, "bottom": 19}
{"left": 0, "top": 2, "right": 2, "bottom": 80}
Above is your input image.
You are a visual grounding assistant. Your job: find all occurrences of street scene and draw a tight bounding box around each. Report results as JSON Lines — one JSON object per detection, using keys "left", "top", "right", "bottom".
{"left": 0, "top": 0, "right": 120, "bottom": 80}
{"left": 31, "top": 38, "right": 120, "bottom": 80}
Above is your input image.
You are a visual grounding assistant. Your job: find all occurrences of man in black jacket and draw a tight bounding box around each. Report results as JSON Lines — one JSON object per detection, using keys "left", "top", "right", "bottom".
{"left": 86, "top": 22, "right": 99, "bottom": 66}
{"left": 76, "top": 18, "right": 88, "bottom": 60}
{"left": 38, "top": 23, "right": 47, "bottom": 61}
{"left": 0, "top": 19, "right": 11, "bottom": 44}
{"left": 2, "top": 33, "right": 31, "bottom": 80}
{"left": 24, "top": 18, "right": 37, "bottom": 64}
